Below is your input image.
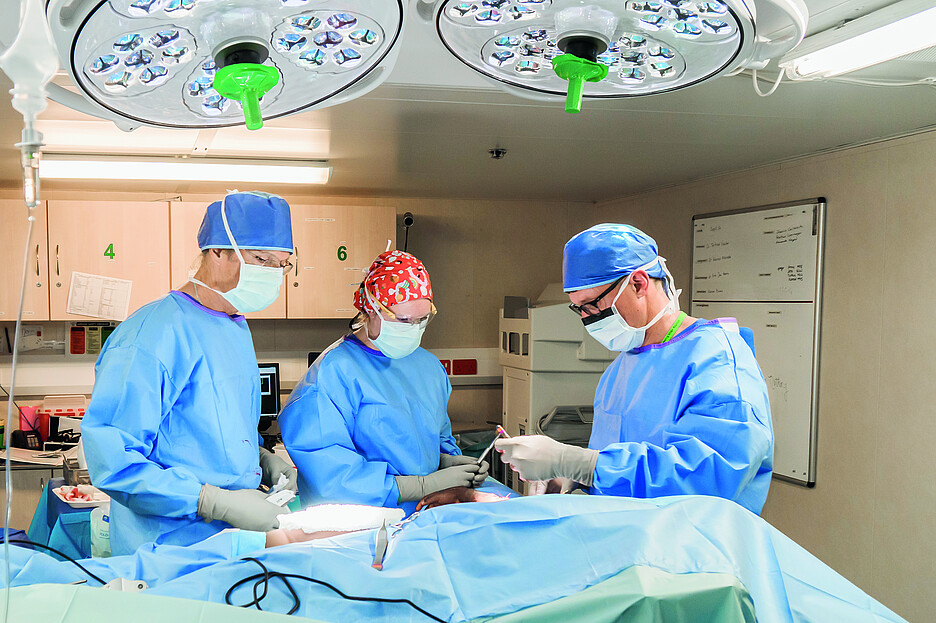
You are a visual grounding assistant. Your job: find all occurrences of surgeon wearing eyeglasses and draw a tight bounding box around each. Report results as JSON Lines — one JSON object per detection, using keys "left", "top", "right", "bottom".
{"left": 82, "top": 191, "right": 298, "bottom": 555}
{"left": 496, "top": 224, "right": 774, "bottom": 514}
{"left": 278, "top": 250, "right": 486, "bottom": 515}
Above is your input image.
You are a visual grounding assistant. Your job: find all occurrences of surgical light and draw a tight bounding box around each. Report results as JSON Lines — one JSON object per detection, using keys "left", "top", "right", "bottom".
{"left": 422, "top": 0, "right": 807, "bottom": 110}
{"left": 779, "top": 0, "right": 936, "bottom": 80}
{"left": 39, "top": 155, "right": 332, "bottom": 184}
{"left": 43, "top": 0, "right": 405, "bottom": 130}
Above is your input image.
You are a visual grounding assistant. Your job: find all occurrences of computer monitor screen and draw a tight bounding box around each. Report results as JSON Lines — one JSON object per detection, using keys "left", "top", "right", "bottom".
{"left": 258, "top": 362, "right": 281, "bottom": 418}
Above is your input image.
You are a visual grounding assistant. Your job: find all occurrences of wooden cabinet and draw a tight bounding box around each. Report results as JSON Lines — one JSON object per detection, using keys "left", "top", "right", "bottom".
{"left": 0, "top": 200, "right": 394, "bottom": 323}
{"left": 288, "top": 204, "right": 396, "bottom": 319}
{"left": 169, "top": 201, "right": 286, "bottom": 319}
{"left": 0, "top": 200, "right": 50, "bottom": 321}
{"left": 47, "top": 201, "right": 170, "bottom": 320}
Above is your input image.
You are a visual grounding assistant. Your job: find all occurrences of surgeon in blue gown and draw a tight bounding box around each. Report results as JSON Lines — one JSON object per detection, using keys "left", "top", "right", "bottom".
{"left": 496, "top": 224, "right": 773, "bottom": 514}
{"left": 82, "top": 191, "right": 298, "bottom": 555}
{"left": 279, "top": 250, "right": 487, "bottom": 515}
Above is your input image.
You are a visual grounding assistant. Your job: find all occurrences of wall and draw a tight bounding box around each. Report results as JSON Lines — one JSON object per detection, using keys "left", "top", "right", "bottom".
{"left": 0, "top": 189, "right": 597, "bottom": 427}
{"left": 597, "top": 130, "right": 936, "bottom": 622}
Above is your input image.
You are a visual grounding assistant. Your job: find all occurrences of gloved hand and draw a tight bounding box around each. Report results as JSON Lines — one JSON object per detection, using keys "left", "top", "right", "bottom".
{"left": 396, "top": 463, "right": 481, "bottom": 502}
{"left": 439, "top": 453, "right": 489, "bottom": 487}
{"left": 494, "top": 435, "right": 598, "bottom": 486}
{"left": 259, "top": 446, "right": 298, "bottom": 493}
{"left": 197, "top": 484, "right": 288, "bottom": 532}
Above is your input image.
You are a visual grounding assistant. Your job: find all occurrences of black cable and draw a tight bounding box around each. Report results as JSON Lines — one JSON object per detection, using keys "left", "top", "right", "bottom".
{"left": 404, "top": 227, "right": 410, "bottom": 252}
{"left": 3, "top": 539, "right": 107, "bottom": 586}
{"left": 225, "top": 557, "right": 447, "bottom": 622}
{"left": 3, "top": 328, "right": 10, "bottom": 354}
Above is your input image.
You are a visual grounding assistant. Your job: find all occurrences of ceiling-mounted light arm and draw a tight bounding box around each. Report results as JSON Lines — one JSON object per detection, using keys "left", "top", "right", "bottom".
{"left": 741, "top": 0, "right": 807, "bottom": 69}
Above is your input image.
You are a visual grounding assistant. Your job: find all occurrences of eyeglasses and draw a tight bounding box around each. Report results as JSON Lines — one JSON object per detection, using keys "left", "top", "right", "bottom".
{"left": 243, "top": 251, "right": 293, "bottom": 275}
{"left": 568, "top": 277, "right": 625, "bottom": 317}
{"left": 374, "top": 297, "right": 438, "bottom": 326}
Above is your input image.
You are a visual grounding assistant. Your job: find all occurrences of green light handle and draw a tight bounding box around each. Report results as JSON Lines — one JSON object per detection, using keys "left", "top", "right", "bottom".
{"left": 565, "top": 76, "right": 585, "bottom": 114}
{"left": 241, "top": 91, "right": 263, "bottom": 130}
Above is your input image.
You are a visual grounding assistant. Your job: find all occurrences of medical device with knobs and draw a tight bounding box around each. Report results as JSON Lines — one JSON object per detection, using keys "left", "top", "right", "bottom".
{"left": 418, "top": 0, "right": 806, "bottom": 108}
{"left": 42, "top": 0, "right": 408, "bottom": 130}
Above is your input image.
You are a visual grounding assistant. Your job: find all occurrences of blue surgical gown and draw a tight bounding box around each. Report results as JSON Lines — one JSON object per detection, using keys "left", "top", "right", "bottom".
{"left": 82, "top": 291, "right": 263, "bottom": 555}
{"left": 589, "top": 317, "right": 773, "bottom": 514}
{"left": 278, "top": 335, "right": 460, "bottom": 515}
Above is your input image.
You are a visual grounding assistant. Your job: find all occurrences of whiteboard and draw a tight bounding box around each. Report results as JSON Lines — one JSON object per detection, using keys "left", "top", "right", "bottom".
{"left": 692, "top": 301, "right": 816, "bottom": 483}
{"left": 690, "top": 199, "right": 825, "bottom": 486}
{"left": 693, "top": 204, "right": 818, "bottom": 302}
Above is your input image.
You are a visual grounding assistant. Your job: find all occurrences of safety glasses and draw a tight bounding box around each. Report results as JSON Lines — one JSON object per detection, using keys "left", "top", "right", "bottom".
{"left": 243, "top": 250, "right": 293, "bottom": 275}
{"left": 374, "top": 297, "right": 437, "bottom": 327}
{"left": 568, "top": 277, "right": 625, "bottom": 318}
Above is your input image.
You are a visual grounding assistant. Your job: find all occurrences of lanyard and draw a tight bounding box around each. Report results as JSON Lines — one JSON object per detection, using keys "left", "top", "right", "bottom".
{"left": 662, "top": 311, "right": 687, "bottom": 343}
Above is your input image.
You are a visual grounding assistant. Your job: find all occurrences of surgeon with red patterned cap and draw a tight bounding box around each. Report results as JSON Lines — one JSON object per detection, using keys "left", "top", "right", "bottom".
{"left": 278, "top": 250, "right": 488, "bottom": 514}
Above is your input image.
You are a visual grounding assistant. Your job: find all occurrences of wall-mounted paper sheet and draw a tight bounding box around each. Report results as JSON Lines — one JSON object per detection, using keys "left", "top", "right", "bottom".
{"left": 66, "top": 272, "right": 132, "bottom": 320}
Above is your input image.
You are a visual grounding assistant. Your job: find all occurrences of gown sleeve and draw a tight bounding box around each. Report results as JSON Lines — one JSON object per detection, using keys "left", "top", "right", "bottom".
{"left": 279, "top": 363, "right": 402, "bottom": 507}
{"left": 82, "top": 345, "right": 204, "bottom": 518}
{"left": 591, "top": 400, "right": 772, "bottom": 505}
{"left": 437, "top": 374, "right": 460, "bottom": 457}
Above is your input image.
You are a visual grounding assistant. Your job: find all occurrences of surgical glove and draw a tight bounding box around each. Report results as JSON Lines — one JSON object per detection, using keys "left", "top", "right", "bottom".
{"left": 439, "top": 453, "right": 489, "bottom": 487}
{"left": 259, "top": 447, "right": 298, "bottom": 493}
{"left": 396, "top": 464, "right": 481, "bottom": 503}
{"left": 495, "top": 435, "right": 598, "bottom": 486}
{"left": 197, "top": 484, "right": 288, "bottom": 532}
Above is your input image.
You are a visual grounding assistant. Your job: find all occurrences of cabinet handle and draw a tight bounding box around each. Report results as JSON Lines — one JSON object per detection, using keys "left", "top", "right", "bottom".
{"left": 294, "top": 246, "right": 299, "bottom": 276}
{"left": 35, "top": 245, "right": 39, "bottom": 277}
{"left": 55, "top": 244, "right": 60, "bottom": 276}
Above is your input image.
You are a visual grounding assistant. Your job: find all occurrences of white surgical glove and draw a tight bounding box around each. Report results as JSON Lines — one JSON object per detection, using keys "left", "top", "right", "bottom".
{"left": 197, "top": 484, "right": 288, "bottom": 532}
{"left": 495, "top": 436, "right": 598, "bottom": 486}
{"left": 259, "top": 447, "right": 298, "bottom": 493}
{"left": 439, "top": 453, "right": 488, "bottom": 487}
{"left": 395, "top": 463, "right": 481, "bottom": 502}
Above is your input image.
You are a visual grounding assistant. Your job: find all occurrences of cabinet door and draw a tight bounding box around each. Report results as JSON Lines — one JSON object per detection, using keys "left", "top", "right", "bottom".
{"left": 288, "top": 205, "right": 395, "bottom": 319}
{"left": 169, "top": 201, "right": 286, "bottom": 319}
{"left": 47, "top": 201, "right": 170, "bottom": 321}
{"left": 0, "top": 200, "right": 49, "bottom": 321}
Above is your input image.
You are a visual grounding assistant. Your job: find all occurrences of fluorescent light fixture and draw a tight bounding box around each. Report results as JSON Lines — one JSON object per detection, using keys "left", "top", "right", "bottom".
{"left": 780, "top": 0, "right": 936, "bottom": 79}
{"left": 39, "top": 154, "right": 331, "bottom": 184}
{"left": 34, "top": 120, "right": 331, "bottom": 158}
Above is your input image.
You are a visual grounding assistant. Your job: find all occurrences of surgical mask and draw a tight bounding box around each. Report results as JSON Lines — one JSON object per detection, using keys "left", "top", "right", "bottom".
{"left": 365, "top": 289, "right": 427, "bottom": 358}
{"left": 372, "top": 314, "right": 426, "bottom": 358}
{"left": 583, "top": 257, "right": 680, "bottom": 352}
{"left": 191, "top": 194, "right": 284, "bottom": 314}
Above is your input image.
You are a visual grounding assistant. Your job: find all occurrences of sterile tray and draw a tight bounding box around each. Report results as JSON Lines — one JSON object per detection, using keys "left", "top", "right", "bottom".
{"left": 53, "top": 485, "right": 109, "bottom": 508}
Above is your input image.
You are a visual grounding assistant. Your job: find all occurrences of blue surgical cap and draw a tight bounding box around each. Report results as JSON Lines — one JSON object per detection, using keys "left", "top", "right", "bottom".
{"left": 563, "top": 223, "right": 666, "bottom": 292}
{"left": 197, "top": 191, "right": 293, "bottom": 252}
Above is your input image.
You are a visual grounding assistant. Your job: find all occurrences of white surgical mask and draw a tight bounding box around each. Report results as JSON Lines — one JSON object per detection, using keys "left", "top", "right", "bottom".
{"left": 365, "top": 289, "right": 427, "bottom": 358}
{"left": 372, "top": 314, "right": 426, "bottom": 359}
{"left": 583, "top": 257, "right": 680, "bottom": 352}
{"left": 191, "top": 194, "right": 284, "bottom": 314}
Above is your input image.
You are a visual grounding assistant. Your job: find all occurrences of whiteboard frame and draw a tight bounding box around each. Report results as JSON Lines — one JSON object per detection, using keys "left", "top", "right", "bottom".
{"left": 689, "top": 198, "right": 826, "bottom": 487}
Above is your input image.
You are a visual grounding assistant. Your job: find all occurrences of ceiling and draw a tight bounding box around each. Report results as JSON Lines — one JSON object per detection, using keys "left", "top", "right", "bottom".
{"left": 0, "top": 0, "right": 934, "bottom": 203}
